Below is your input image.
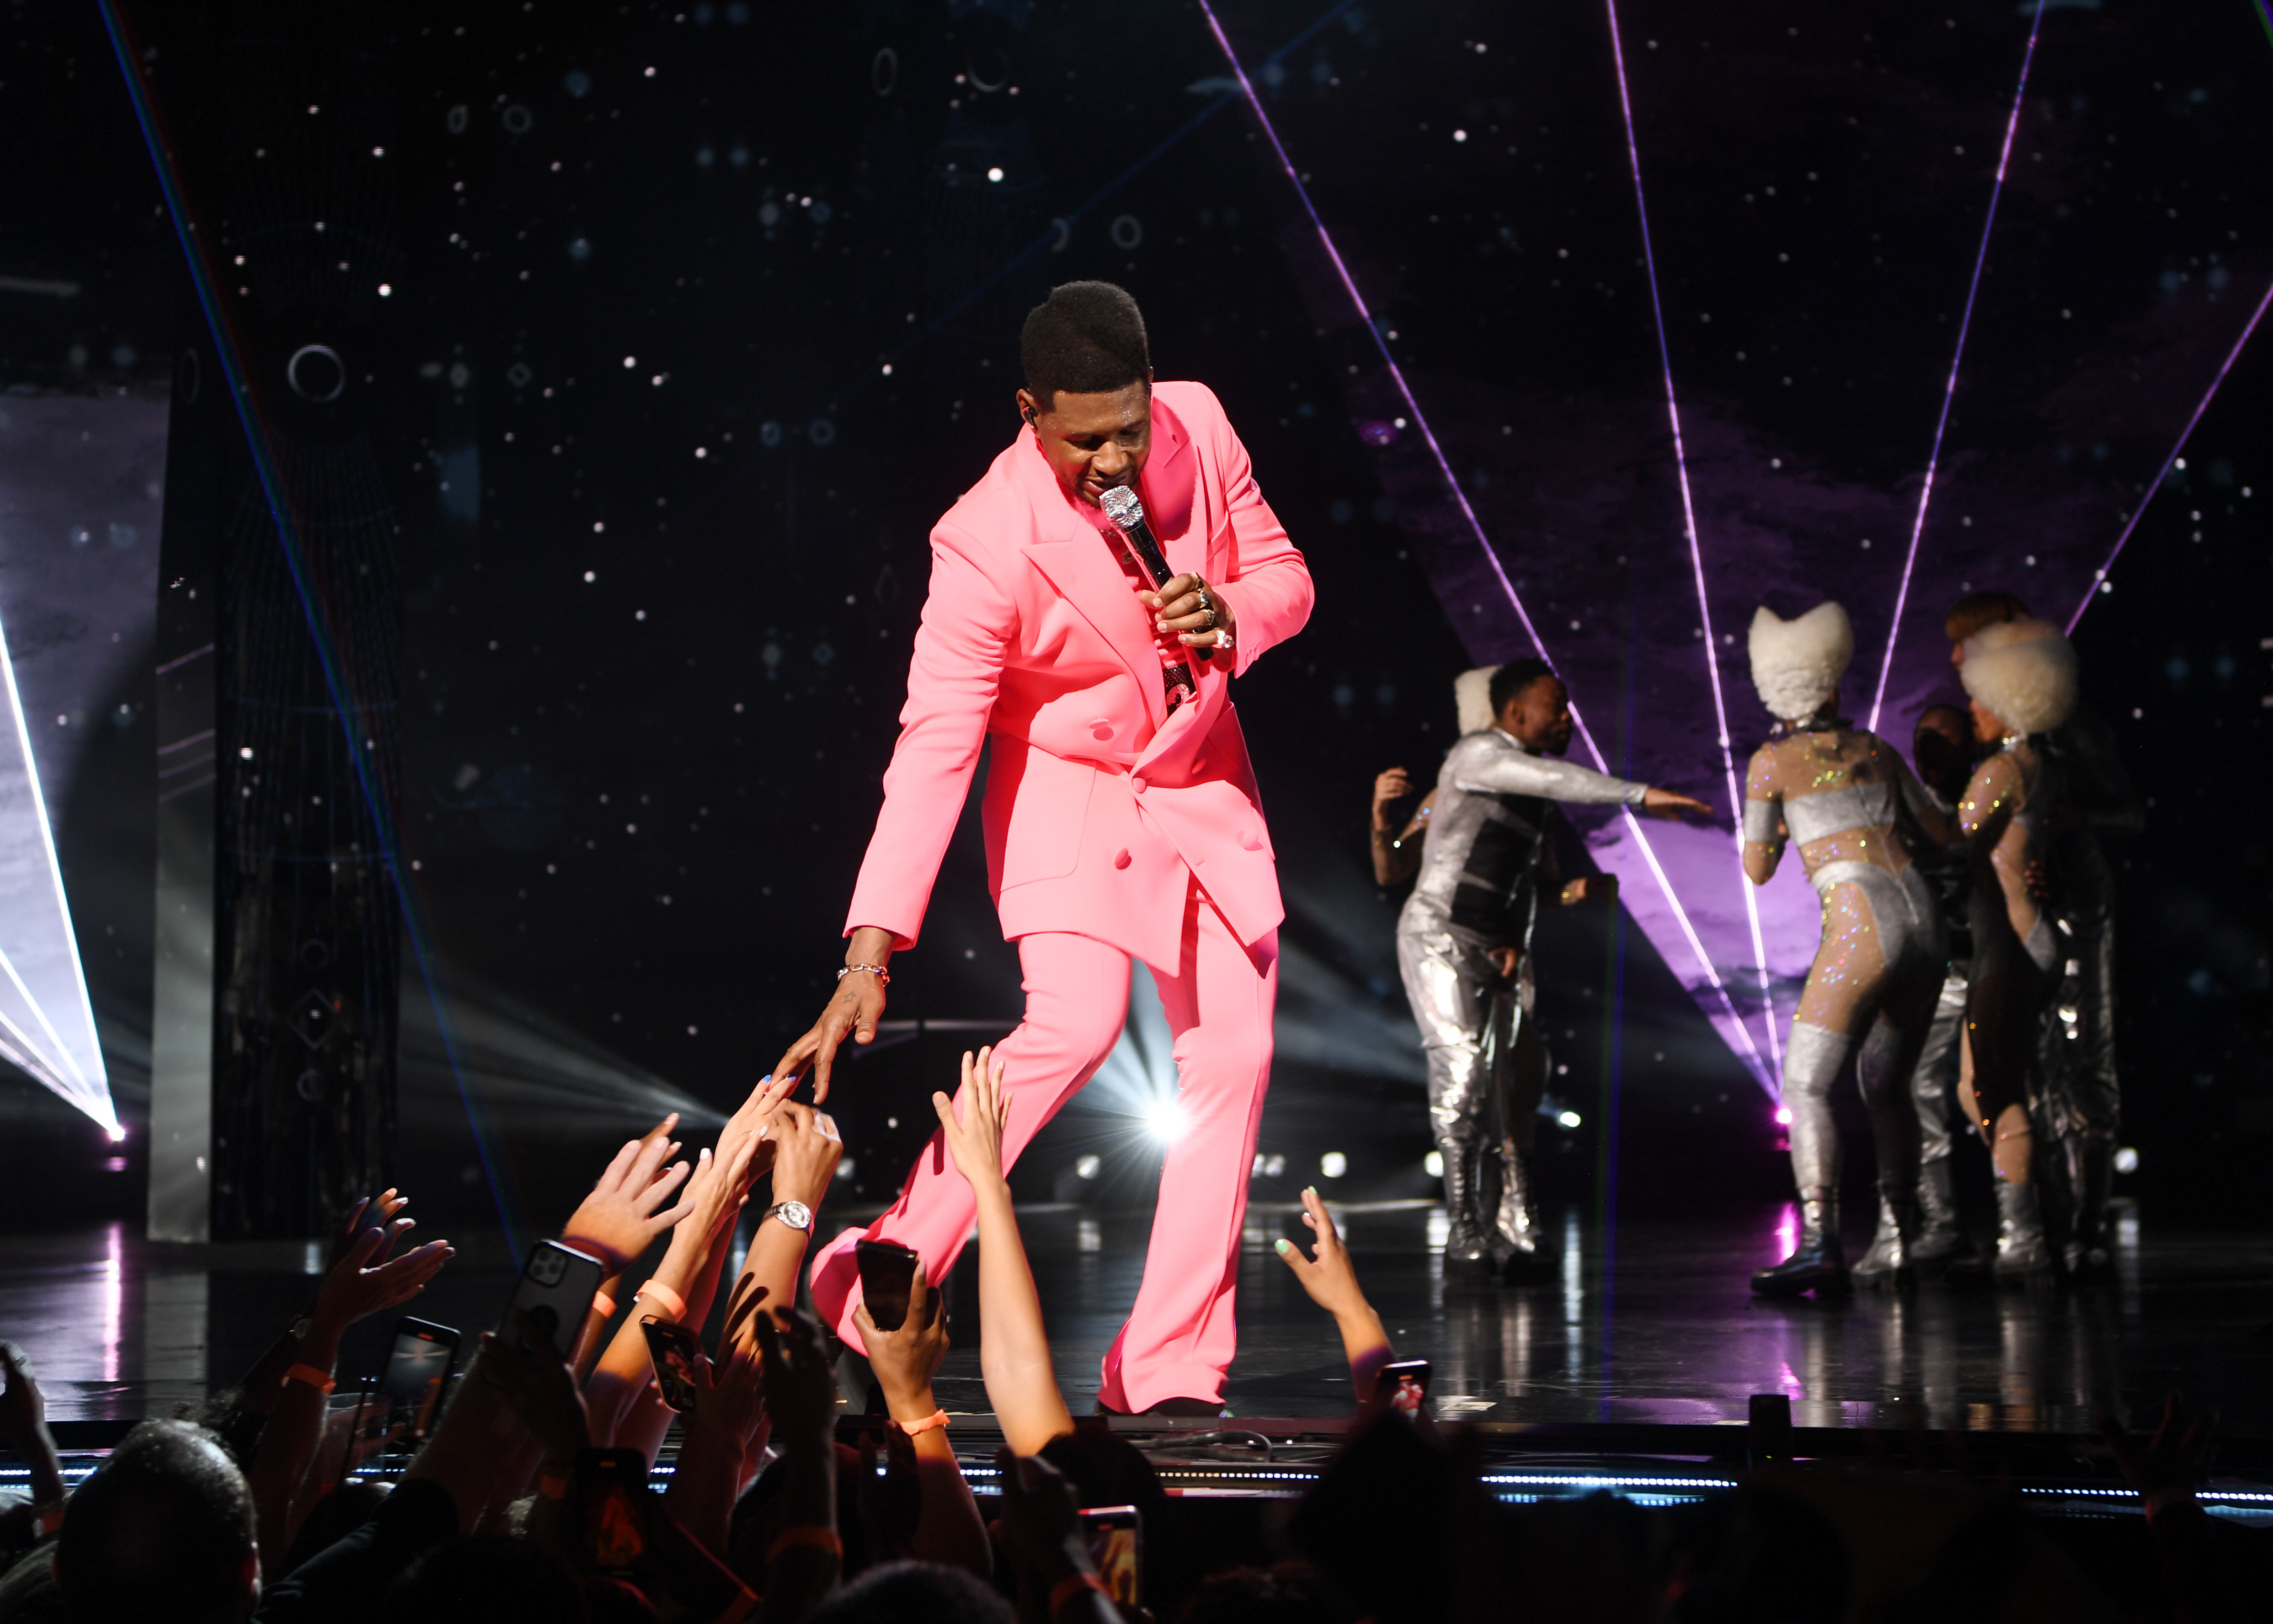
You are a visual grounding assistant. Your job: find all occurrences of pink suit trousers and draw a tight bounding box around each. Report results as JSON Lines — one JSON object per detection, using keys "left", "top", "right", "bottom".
{"left": 811, "top": 887, "right": 1276, "bottom": 1410}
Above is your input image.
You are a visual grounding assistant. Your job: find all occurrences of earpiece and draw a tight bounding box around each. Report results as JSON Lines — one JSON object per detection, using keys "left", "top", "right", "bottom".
{"left": 1021, "top": 404, "right": 1037, "bottom": 426}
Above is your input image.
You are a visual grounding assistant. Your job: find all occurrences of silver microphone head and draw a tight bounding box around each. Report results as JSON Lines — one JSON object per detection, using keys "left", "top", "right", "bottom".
{"left": 1098, "top": 485, "right": 1144, "bottom": 531}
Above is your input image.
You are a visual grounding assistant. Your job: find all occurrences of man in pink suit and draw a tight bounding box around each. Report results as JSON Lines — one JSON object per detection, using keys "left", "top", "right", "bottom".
{"left": 768, "top": 282, "right": 1313, "bottom": 1413}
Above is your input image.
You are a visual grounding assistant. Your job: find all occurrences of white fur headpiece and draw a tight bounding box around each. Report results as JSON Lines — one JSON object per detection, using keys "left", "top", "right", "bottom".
{"left": 1455, "top": 666, "right": 1499, "bottom": 735}
{"left": 1747, "top": 601, "right": 1854, "bottom": 722}
{"left": 1960, "top": 618, "right": 2077, "bottom": 736}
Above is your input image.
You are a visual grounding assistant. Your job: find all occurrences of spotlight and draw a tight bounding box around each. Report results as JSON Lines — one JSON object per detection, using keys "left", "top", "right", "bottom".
{"left": 2114, "top": 1147, "right": 2140, "bottom": 1174}
{"left": 1075, "top": 1154, "right": 1101, "bottom": 1180}
{"left": 833, "top": 1157, "right": 855, "bottom": 1180}
{"left": 1556, "top": 1110, "right": 1583, "bottom": 1129}
{"left": 106, "top": 1122, "right": 127, "bottom": 1143}
{"left": 1319, "top": 1151, "right": 1347, "bottom": 1180}
{"left": 1143, "top": 1098, "right": 1187, "bottom": 1145}
{"left": 1774, "top": 1105, "right": 1793, "bottom": 1125}
{"left": 1424, "top": 1150, "right": 1444, "bottom": 1178}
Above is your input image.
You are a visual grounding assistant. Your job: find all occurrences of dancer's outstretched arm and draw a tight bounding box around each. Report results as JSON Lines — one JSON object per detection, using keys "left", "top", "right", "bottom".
{"left": 932, "top": 1046, "right": 1075, "bottom": 1453}
{"left": 1272, "top": 1187, "right": 1395, "bottom": 1410}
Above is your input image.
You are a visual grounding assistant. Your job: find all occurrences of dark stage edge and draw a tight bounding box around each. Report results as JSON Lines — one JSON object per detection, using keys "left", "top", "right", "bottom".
{"left": 4, "top": 1201, "right": 2271, "bottom": 1514}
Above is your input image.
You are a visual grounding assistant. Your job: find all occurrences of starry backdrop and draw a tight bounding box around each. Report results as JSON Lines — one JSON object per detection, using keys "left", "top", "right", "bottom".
{"left": 0, "top": 0, "right": 2264, "bottom": 1234}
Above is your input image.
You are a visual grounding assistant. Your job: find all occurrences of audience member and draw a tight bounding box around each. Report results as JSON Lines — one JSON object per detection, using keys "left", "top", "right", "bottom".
{"left": 0, "top": 1055, "right": 2254, "bottom": 1624}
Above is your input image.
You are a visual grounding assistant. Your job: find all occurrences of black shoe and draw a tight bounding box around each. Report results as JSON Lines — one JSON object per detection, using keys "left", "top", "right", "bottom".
{"left": 1751, "top": 1190, "right": 1849, "bottom": 1299}
{"left": 1849, "top": 1191, "right": 1915, "bottom": 1288}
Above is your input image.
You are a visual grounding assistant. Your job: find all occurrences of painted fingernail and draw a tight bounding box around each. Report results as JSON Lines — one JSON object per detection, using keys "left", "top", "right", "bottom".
{"left": 1273, "top": 1239, "right": 1292, "bottom": 1255}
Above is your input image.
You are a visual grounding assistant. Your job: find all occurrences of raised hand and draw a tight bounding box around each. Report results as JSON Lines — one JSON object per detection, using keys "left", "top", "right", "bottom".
{"left": 313, "top": 1209, "right": 453, "bottom": 1330}
{"left": 764, "top": 1101, "right": 845, "bottom": 1211}
{"left": 750, "top": 1306, "right": 836, "bottom": 1450}
{"left": 328, "top": 1189, "right": 409, "bottom": 1270}
{"left": 0, "top": 1341, "right": 50, "bottom": 1456}
{"left": 1372, "top": 766, "right": 1414, "bottom": 823}
{"left": 1559, "top": 874, "right": 1618, "bottom": 907}
{"left": 1273, "top": 1187, "right": 1371, "bottom": 1322}
{"left": 853, "top": 1256, "right": 950, "bottom": 1424}
{"left": 560, "top": 1127, "right": 698, "bottom": 1273}
{"left": 931, "top": 1046, "right": 1011, "bottom": 1197}
{"left": 686, "top": 1342, "right": 767, "bottom": 1449}
{"left": 722, "top": 1072, "right": 802, "bottom": 1182}
{"left": 479, "top": 1311, "right": 592, "bottom": 1462}
{"left": 678, "top": 1123, "right": 767, "bottom": 1247}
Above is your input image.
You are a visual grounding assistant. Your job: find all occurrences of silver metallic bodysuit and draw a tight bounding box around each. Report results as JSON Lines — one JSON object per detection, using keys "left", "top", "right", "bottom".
{"left": 1397, "top": 730, "right": 1646, "bottom": 1260}
{"left": 1745, "top": 724, "right": 1951, "bottom": 1284}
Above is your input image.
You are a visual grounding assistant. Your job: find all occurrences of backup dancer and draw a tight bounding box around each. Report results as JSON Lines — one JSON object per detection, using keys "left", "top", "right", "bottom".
{"left": 1389, "top": 661, "right": 1707, "bottom": 1282}
{"left": 1953, "top": 617, "right": 2080, "bottom": 1277}
{"left": 1945, "top": 593, "right": 2140, "bottom": 1277}
{"left": 1744, "top": 603, "right": 1955, "bottom": 1297}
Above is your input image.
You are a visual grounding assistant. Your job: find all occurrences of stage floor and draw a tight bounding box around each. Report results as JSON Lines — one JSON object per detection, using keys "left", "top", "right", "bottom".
{"left": 4, "top": 1200, "right": 2270, "bottom": 1438}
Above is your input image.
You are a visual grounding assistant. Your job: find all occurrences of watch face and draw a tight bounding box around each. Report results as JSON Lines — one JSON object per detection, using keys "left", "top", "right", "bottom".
{"left": 774, "top": 1200, "right": 812, "bottom": 1230}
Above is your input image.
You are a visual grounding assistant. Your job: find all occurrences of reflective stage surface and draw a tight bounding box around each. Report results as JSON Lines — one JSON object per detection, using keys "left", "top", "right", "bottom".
{"left": 5, "top": 1201, "right": 2270, "bottom": 1438}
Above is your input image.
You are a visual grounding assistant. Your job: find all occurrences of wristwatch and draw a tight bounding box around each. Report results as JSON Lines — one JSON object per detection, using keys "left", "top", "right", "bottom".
{"left": 763, "top": 1200, "right": 813, "bottom": 1233}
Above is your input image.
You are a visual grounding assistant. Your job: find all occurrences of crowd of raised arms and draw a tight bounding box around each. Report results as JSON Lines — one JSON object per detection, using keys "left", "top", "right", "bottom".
{"left": 0, "top": 1039, "right": 2261, "bottom": 1623}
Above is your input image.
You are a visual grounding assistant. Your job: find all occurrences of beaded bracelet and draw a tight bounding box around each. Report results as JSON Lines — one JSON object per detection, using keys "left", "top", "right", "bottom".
{"left": 837, "top": 963, "right": 891, "bottom": 986}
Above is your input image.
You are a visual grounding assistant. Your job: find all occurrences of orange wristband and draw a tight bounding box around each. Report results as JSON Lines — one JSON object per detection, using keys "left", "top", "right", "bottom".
{"left": 593, "top": 1288, "right": 618, "bottom": 1318}
{"left": 285, "top": 1362, "right": 336, "bottom": 1394}
{"left": 1049, "top": 1571, "right": 1110, "bottom": 1615}
{"left": 766, "top": 1523, "right": 843, "bottom": 1562}
{"left": 635, "top": 1279, "right": 687, "bottom": 1323}
{"left": 896, "top": 1408, "right": 951, "bottom": 1437}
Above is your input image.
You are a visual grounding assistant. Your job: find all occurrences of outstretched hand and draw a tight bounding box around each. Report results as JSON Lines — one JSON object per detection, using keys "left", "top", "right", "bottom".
{"left": 314, "top": 1206, "right": 453, "bottom": 1330}
{"left": 932, "top": 1046, "right": 1011, "bottom": 1197}
{"left": 562, "top": 1123, "right": 698, "bottom": 1273}
{"left": 1641, "top": 785, "right": 1713, "bottom": 820}
{"left": 769, "top": 929, "right": 897, "bottom": 1103}
{"left": 751, "top": 1306, "right": 837, "bottom": 1449}
{"left": 1272, "top": 1186, "right": 1372, "bottom": 1323}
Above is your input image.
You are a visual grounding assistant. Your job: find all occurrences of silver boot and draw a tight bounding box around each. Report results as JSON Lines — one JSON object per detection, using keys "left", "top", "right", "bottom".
{"left": 1491, "top": 1138, "right": 1548, "bottom": 1281}
{"left": 1993, "top": 1180, "right": 2054, "bottom": 1280}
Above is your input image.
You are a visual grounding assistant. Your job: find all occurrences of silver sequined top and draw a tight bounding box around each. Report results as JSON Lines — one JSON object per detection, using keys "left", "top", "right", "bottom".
{"left": 1398, "top": 729, "right": 1647, "bottom": 944}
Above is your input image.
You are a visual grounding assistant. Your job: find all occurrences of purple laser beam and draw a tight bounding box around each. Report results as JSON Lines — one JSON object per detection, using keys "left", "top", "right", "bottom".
{"left": 2067, "top": 272, "right": 2273, "bottom": 633}
{"left": 1867, "top": 0, "right": 2049, "bottom": 732}
{"left": 1194, "top": 0, "right": 1773, "bottom": 1084}
{"left": 1602, "top": 0, "right": 1781, "bottom": 1085}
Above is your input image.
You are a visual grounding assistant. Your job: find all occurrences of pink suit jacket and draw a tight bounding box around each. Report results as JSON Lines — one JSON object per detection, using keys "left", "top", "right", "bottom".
{"left": 844, "top": 380, "right": 1314, "bottom": 972}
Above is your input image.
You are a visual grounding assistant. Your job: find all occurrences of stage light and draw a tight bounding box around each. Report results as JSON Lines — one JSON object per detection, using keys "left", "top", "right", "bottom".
{"left": 2114, "top": 1147, "right": 2140, "bottom": 1174}
{"left": 1075, "top": 1154, "right": 1101, "bottom": 1180}
{"left": 1143, "top": 1096, "right": 1188, "bottom": 1145}
{"left": 1774, "top": 1106, "right": 1793, "bottom": 1126}
{"left": 106, "top": 1122, "right": 127, "bottom": 1143}
{"left": 833, "top": 1157, "right": 854, "bottom": 1180}
{"left": 1557, "top": 1110, "right": 1583, "bottom": 1129}
{"left": 1319, "top": 1151, "right": 1347, "bottom": 1179}
{"left": 1423, "top": 1150, "right": 1444, "bottom": 1178}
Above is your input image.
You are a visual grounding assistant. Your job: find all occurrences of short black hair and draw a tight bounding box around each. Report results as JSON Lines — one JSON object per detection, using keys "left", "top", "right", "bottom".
{"left": 1020, "top": 281, "right": 1149, "bottom": 410}
{"left": 808, "top": 1562, "right": 1011, "bottom": 1624}
{"left": 1488, "top": 658, "right": 1558, "bottom": 716}
{"left": 56, "top": 1421, "right": 255, "bottom": 1621}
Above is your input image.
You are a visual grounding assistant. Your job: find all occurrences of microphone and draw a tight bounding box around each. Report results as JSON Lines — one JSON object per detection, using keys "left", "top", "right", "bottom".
{"left": 1099, "top": 487, "right": 1210, "bottom": 707}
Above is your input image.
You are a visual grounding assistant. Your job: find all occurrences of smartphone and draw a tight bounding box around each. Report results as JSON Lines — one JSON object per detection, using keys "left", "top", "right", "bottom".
{"left": 1375, "top": 1358, "right": 1432, "bottom": 1416}
{"left": 378, "top": 1317, "right": 460, "bottom": 1445}
{"left": 856, "top": 1239, "right": 921, "bottom": 1332}
{"left": 573, "top": 1448, "right": 652, "bottom": 1579}
{"left": 501, "top": 1239, "right": 606, "bottom": 1358}
{"left": 1078, "top": 1505, "right": 1143, "bottom": 1607}
{"left": 642, "top": 1319, "right": 702, "bottom": 1413}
